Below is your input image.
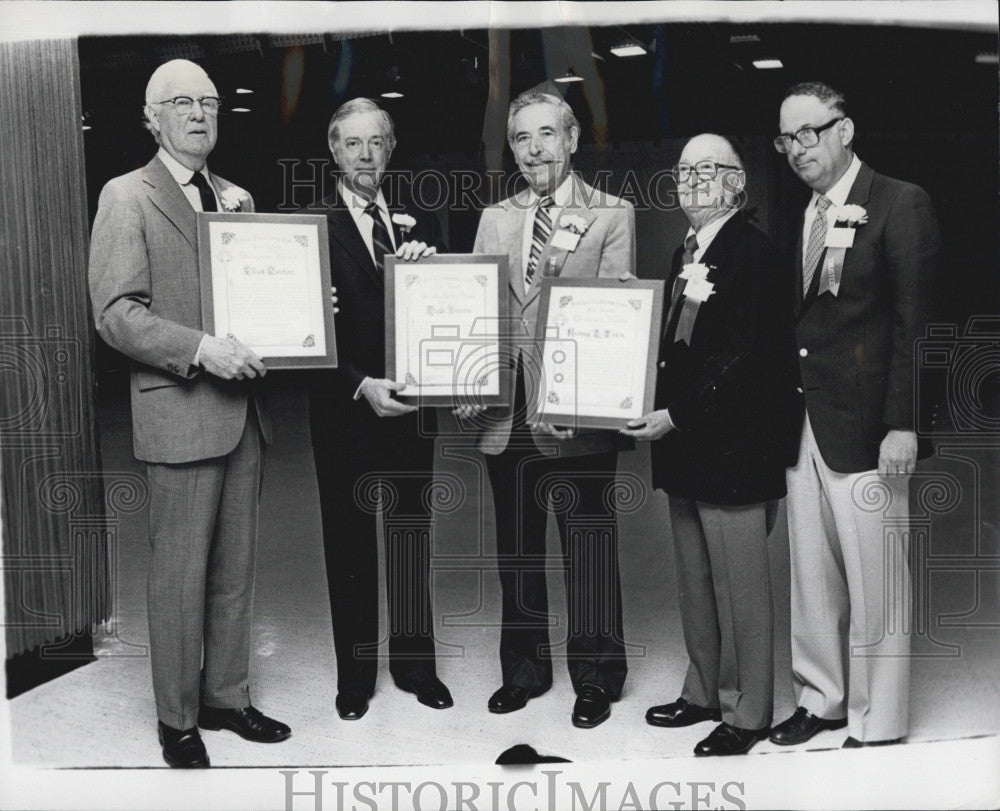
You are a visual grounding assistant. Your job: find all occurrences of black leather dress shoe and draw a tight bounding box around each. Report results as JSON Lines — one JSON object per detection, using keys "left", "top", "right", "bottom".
{"left": 646, "top": 697, "right": 722, "bottom": 728}
{"left": 488, "top": 684, "right": 535, "bottom": 714}
{"left": 572, "top": 684, "right": 611, "bottom": 729}
{"left": 198, "top": 705, "right": 291, "bottom": 743}
{"left": 694, "top": 722, "right": 769, "bottom": 756}
{"left": 336, "top": 690, "right": 373, "bottom": 721}
{"left": 769, "top": 706, "right": 847, "bottom": 745}
{"left": 400, "top": 676, "right": 454, "bottom": 710}
{"left": 158, "top": 721, "right": 210, "bottom": 768}
{"left": 843, "top": 736, "right": 903, "bottom": 748}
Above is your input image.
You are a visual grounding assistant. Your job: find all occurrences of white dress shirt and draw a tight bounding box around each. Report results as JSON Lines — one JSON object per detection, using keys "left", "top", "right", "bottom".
{"left": 684, "top": 206, "right": 739, "bottom": 262}
{"left": 340, "top": 181, "right": 397, "bottom": 265}
{"left": 801, "top": 154, "right": 862, "bottom": 250}
{"left": 157, "top": 147, "right": 219, "bottom": 211}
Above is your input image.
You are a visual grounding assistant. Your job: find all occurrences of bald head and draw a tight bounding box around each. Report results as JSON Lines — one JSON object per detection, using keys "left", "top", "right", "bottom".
{"left": 676, "top": 133, "right": 745, "bottom": 231}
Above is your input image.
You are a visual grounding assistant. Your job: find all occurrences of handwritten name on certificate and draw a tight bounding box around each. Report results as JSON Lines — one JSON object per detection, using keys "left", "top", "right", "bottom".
{"left": 391, "top": 261, "right": 502, "bottom": 399}
{"left": 537, "top": 283, "right": 659, "bottom": 427}
{"left": 203, "top": 217, "right": 331, "bottom": 362}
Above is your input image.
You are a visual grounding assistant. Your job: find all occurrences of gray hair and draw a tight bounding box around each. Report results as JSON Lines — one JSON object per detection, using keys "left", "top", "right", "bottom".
{"left": 141, "top": 59, "right": 213, "bottom": 144}
{"left": 783, "top": 81, "right": 848, "bottom": 117}
{"left": 506, "top": 91, "right": 580, "bottom": 144}
{"left": 327, "top": 98, "right": 397, "bottom": 152}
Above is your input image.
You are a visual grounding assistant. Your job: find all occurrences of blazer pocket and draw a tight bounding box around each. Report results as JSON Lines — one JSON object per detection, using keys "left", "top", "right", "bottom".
{"left": 135, "top": 370, "right": 182, "bottom": 392}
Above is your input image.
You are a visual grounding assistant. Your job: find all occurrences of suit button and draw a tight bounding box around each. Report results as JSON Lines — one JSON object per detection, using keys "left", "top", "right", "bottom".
{"left": 658, "top": 361, "right": 665, "bottom": 369}
{"left": 799, "top": 348, "right": 808, "bottom": 357}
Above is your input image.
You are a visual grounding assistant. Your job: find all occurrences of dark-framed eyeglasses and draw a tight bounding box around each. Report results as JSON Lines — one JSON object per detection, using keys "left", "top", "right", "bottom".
{"left": 773, "top": 117, "right": 844, "bottom": 153}
{"left": 671, "top": 161, "right": 743, "bottom": 183}
{"left": 151, "top": 95, "right": 221, "bottom": 116}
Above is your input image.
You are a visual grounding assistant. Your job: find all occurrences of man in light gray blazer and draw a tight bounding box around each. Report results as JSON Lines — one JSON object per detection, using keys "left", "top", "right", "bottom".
{"left": 451, "top": 90, "right": 635, "bottom": 728}
{"left": 88, "top": 59, "right": 289, "bottom": 768}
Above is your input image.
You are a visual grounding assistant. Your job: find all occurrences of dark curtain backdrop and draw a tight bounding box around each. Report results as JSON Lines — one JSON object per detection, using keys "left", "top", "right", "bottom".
{"left": 0, "top": 38, "right": 110, "bottom": 657}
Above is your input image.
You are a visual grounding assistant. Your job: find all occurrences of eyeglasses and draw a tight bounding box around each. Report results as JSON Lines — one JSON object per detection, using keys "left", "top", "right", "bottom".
{"left": 671, "top": 161, "right": 742, "bottom": 183}
{"left": 152, "top": 96, "right": 221, "bottom": 116}
{"left": 773, "top": 117, "right": 843, "bottom": 153}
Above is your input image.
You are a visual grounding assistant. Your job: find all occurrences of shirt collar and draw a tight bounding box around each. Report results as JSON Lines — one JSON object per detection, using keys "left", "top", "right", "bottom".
{"left": 813, "top": 154, "right": 862, "bottom": 209}
{"left": 340, "top": 180, "right": 389, "bottom": 223}
{"left": 157, "top": 147, "right": 210, "bottom": 186}
{"left": 685, "top": 207, "right": 739, "bottom": 254}
{"left": 529, "top": 173, "right": 575, "bottom": 209}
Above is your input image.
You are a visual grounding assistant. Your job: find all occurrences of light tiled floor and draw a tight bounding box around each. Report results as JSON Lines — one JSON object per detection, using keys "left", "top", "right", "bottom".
{"left": 8, "top": 378, "right": 1000, "bottom": 771}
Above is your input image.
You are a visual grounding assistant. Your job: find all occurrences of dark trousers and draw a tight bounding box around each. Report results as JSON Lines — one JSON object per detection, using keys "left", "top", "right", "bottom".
{"left": 312, "top": 437, "right": 437, "bottom": 695}
{"left": 484, "top": 442, "right": 627, "bottom": 698}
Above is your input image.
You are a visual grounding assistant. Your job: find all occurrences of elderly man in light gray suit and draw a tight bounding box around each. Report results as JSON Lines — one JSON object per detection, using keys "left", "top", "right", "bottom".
{"left": 451, "top": 90, "right": 635, "bottom": 729}
{"left": 88, "top": 59, "right": 289, "bottom": 768}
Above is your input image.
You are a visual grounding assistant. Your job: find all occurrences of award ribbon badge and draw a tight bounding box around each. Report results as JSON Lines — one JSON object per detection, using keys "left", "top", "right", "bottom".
{"left": 820, "top": 205, "right": 868, "bottom": 296}
{"left": 674, "top": 263, "right": 715, "bottom": 345}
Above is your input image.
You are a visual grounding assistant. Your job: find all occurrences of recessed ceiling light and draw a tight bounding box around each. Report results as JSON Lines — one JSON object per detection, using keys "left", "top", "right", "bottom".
{"left": 235, "top": 88, "right": 254, "bottom": 95}
{"left": 610, "top": 44, "right": 646, "bottom": 58}
{"left": 590, "top": 51, "right": 605, "bottom": 62}
{"left": 381, "top": 91, "right": 404, "bottom": 99}
{"left": 730, "top": 34, "right": 761, "bottom": 44}
{"left": 554, "top": 70, "right": 583, "bottom": 84}
{"left": 975, "top": 52, "right": 999, "bottom": 64}
{"left": 82, "top": 125, "right": 92, "bottom": 131}
{"left": 752, "top": 59, "right": 783, "bottom": 70}
{"left": 231, "top": 107, "right": 252, "bottom": 113}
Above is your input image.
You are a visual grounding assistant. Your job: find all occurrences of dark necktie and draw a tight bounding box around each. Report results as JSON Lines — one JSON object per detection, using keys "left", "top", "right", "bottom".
{"left": 364, "top": 201, "right": 394, "bottom": 275}
{"left": 524, "top": 195, "right": 554, "bottom": 291}
{"left": 665, "top": 233, "right": 699, "bottom": 332}
{"left": 189, "top": 171, "right": 217, "bottom": 212}
{"left": 803, "top": 195, "right": 831, "bottom": 295}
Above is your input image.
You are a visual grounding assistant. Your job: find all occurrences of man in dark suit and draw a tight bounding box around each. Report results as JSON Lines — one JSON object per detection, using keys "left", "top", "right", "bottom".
{"left": 622, "top": 134, "right": 790, "bottom": 756}
{"left": 451, "top": 90, "right": 635, "bottom": 728}
{"left": 769, "top": 82, "right": 942, "bottom": 748}
{"left": 89, "top": 59, "right": 289, "bottom": 767}
{"left": 305, "top": 98, "right": 452, "bottom": 720}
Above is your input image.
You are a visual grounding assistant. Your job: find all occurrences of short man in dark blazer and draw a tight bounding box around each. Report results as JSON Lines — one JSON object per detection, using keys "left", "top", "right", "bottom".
{"left": 623, "top": 134, "right": 790, "bottom": 756}
{"left": 305, "top": 98, "right": 452, "bottom": 720}
{"left": 769, "top": 82, "right": 942, "bottom": 748}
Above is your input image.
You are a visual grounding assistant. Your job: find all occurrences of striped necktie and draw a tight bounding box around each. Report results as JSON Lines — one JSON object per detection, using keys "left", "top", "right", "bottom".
{"left": 524, "top": 195, "right": 554, "bottom": 292}
{"left": 364, "top": 200, "right": 394, "bottom": 275}
{"left": 803, "top": 195, "right": 831, "bottom": 295}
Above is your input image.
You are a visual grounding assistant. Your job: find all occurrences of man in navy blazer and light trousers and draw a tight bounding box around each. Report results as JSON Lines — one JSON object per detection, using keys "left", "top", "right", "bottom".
{"left": 769, "top": 82, "right": 942, "bottom": 748}
{"left": 89, "top": 59, "right": 289, "bottom": 768}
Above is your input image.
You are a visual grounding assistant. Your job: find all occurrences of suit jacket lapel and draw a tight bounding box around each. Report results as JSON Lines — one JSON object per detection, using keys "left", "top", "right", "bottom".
{"left": 503, "top": 195, "right": 529, "bottom": 308}
{"left": 142, "top": 156, "right": 197, "bottom": 249}
{"left": 326, "top": 189, "right": 382, "bottom": 288}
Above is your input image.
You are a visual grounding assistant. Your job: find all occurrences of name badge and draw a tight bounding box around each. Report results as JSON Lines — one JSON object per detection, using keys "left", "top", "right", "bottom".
{"left": 550, "top": 229, "right": 581, "bottom": 252}
{"left": 824, "top": 227, "right": 855, "bottom": 249}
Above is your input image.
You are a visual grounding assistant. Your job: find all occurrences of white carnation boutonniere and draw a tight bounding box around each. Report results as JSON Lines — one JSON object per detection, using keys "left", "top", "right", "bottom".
{"left": 219, "top": 186, "right": 251, "bottom": 212}
{"left": 831, "top": 204, "right": 868, "bottom": 227}
{"left": 559, "top": 214, "right": 590, "bottom": 236}
{"left": 391, "top": 212, "right": 417, "bottom": 235}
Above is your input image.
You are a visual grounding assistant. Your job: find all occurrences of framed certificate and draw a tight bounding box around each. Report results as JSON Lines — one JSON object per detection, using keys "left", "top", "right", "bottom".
{"left": 197, "top": 212, "right": 337, "bottom": 369}
{"left": 385, "top": 254, "right": 509, "bottom": 405}
{"left": 533, "top": 277, "right": 665, "bottom": 429}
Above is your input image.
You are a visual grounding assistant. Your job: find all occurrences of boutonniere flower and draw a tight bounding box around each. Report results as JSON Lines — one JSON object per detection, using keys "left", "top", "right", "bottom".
{"left": 679, "top": 262, "right": 714, "bottom": 281}
{"left": 832, "top": 204, "right": 868, "bottom": 226}
{"left": 219, "top": 186, "right": 250, "bottom": 212}
{"left": 559, "top": 214, "right": 590, "bottom": 235}
{"left": 391, "top": 213, "right": 417, "bottom": 235}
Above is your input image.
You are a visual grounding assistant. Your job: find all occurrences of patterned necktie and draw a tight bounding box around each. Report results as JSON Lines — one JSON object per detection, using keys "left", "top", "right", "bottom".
{"left": 189, "top": 171, "right": 217, "bottom": 212}
{"left": 524, "top": 195, "right": 554, "bottom": 292}
{"left": 364, "top": 201, "right": 394, "bottom": 275}
{"left": 665, "top": 233, "right": 699, "bottom": 332}
{"left": 803, "top": 195, "right": 831, "bottom": 295}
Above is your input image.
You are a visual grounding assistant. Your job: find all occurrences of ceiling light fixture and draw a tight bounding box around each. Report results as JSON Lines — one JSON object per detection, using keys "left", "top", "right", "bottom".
{"left": 231, "top": 107, "right": 252, "bottom": 113}
{"left": 381, "top": 91, "right": 404, "bottom": 99}
{"left": 730, "top": 34, "right": 761, "bottom": 44}
{"left": 752, "top": 58, "right": 783, "bottom": 69}
{"left": 610, "top": 43, "right": 646, "bottom": 58}
{"left": 975, "top": 52, "right": 999, "bottom": 64}
{"left": 235, "top": 88, "right": 254, "bottom": 95}
{"left": 554, "top": 69, "right": 583, "bottom": 84}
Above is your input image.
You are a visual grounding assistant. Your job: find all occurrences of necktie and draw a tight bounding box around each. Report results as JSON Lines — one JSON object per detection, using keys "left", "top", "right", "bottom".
{"left": 364, "top": 201, "right": 394, "bottom": 275}
{"left": 524, "top": 195, "right": 554, "bottom": 292}
{"left": 189, "top": 171, "right": 217, "bottom": 212}
{"left": 803, "top": 195, "right": 831, "bottom": 295}
{"left": 665, "top": 233, "right": 699, "bottom": 332}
